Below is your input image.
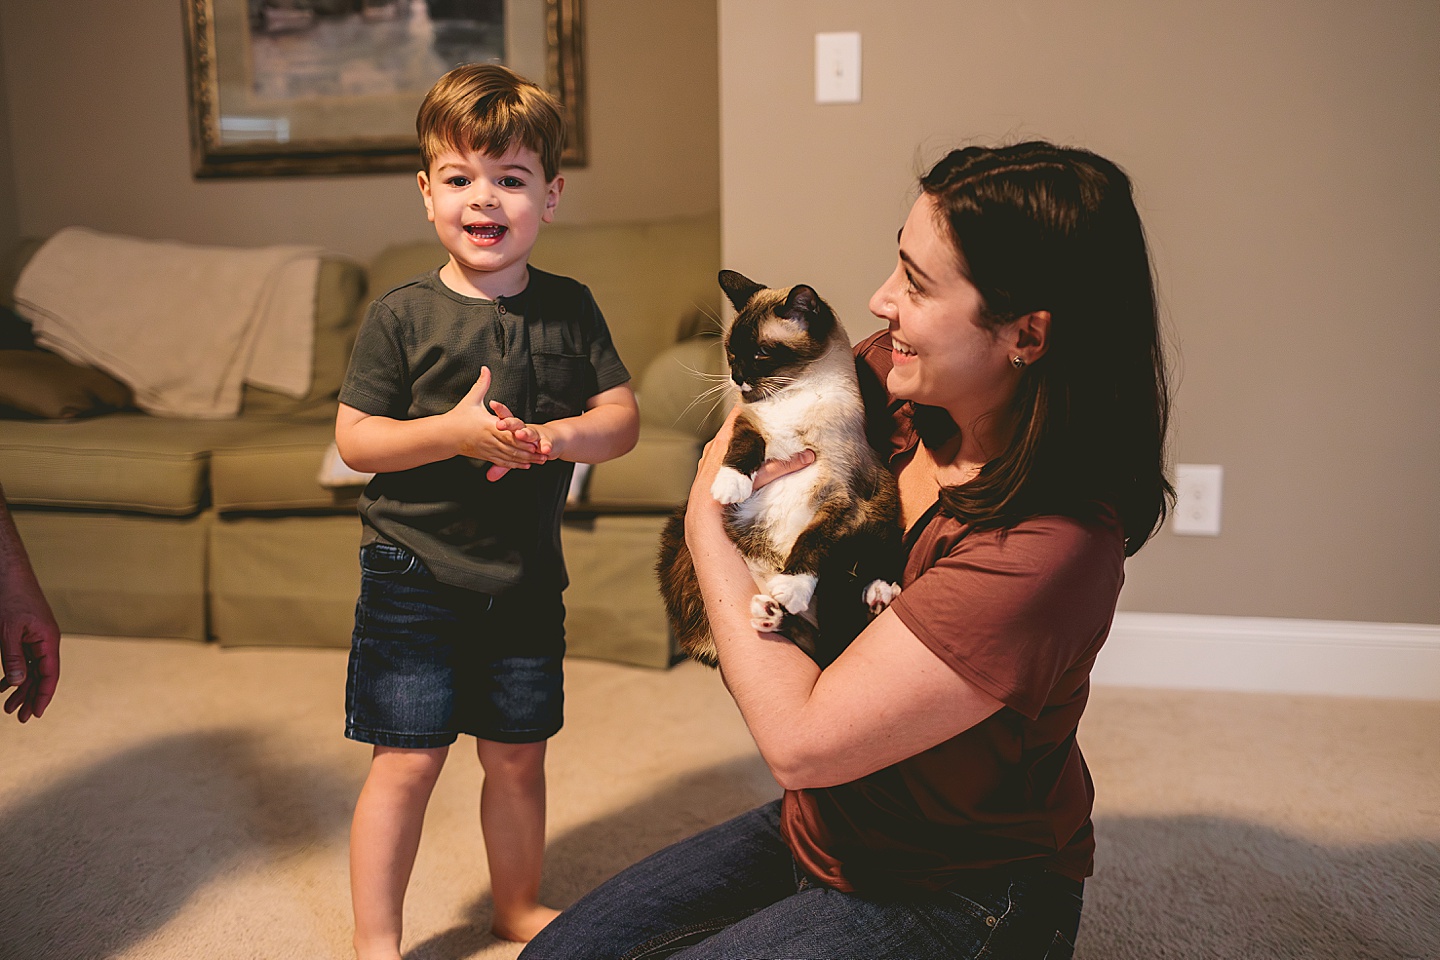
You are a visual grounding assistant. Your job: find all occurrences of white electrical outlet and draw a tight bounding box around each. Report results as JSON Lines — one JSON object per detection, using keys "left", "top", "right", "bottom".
{"left": 815, "top": 32, "right": 861, "bottom": 104}
{"left": 1173, "top": 464, "right": 1223, "bottom": 536}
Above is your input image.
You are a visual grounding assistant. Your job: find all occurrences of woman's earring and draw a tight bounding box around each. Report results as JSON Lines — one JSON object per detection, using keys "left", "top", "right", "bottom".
{"left": 1011, "top": 356, "right": 1026, "bottom": 369}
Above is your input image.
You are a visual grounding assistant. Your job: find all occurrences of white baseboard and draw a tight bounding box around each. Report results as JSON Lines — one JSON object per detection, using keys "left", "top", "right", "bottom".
{"left": 1096, "top": 612, "right": 1440, "bottom": 700}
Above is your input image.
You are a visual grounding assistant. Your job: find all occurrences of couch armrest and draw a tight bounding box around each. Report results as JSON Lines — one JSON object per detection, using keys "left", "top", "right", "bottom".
{"left": 583, "top": 425, "right": 707, "bottom": 506}
{"left": 581, "top": 336, "right": 728, "bottom": 508}
{"left": 636, "top": 336, "right": 728, "bottom": 437}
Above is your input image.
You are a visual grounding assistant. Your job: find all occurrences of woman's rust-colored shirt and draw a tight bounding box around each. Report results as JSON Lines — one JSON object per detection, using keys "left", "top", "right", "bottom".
{"left": 781, "top": 330, "right": 1126, "bottom": 891}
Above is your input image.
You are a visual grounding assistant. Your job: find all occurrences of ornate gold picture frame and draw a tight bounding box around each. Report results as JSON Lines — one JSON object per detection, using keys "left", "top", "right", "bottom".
{"left": 182, "top": 0, "right": 586, "bottom": 178}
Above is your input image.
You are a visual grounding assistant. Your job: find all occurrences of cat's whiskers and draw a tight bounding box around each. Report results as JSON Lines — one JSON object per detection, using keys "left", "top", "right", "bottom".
{"left": 676, "top": 363, "right": 730, "bottom": 384}
{"left": 754, "top": 375, "right": 799, "bottom": 396}
{"left": 673, "top": 377, "right": 734, "bottom": 427}
{"left": 689, "top": 300, "right": 728, "bottom": 337}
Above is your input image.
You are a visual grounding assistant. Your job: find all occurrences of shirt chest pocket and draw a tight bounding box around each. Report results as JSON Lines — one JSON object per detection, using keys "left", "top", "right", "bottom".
{"left": 532, "top": 351, "right": 595, "bottom": 422}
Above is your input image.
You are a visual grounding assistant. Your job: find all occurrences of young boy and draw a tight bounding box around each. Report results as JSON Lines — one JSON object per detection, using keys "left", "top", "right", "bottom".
{"left": 335, "top": 63, "right": 639, "bottom": 957}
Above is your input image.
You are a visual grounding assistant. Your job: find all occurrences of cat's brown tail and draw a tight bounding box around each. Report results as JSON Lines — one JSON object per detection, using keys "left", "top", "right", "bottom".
{"left": 656, "top": 507, "right": 719, "bottom": 667}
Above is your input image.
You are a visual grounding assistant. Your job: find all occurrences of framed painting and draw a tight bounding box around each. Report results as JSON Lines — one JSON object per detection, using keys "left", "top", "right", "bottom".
{"left": 182, "top": 0, "right": 586, "bottom": 178}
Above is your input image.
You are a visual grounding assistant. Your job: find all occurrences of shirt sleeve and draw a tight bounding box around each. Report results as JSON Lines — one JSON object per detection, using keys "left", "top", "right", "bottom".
{"left": 580, "top": 287, "right": 631, "bottom": 396}
{"left": 338, "top": 299, "right": 411, "bottom": 418}
{"left": 889, "top": 516, "right": 1124, "bottom": 720}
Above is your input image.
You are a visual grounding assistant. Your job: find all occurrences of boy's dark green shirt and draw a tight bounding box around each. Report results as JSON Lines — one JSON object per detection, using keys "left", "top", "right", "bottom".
{"left": 339, "top": 267, "right": 630, "bottom": 596}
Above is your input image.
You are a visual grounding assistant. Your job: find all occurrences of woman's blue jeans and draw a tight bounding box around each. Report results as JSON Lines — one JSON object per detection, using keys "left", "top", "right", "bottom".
{"left": 520, "top": 800, "right": 1082, "bottom": 960}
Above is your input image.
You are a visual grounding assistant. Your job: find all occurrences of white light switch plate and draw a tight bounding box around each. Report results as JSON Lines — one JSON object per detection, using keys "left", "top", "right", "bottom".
{"left": 815, "top": 32, "right": 861, "bottom": 104}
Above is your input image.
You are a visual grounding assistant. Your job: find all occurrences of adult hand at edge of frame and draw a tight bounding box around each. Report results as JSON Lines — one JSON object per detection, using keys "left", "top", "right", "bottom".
{"left": 1, "top": 577, "right": 61, "bottom": 722}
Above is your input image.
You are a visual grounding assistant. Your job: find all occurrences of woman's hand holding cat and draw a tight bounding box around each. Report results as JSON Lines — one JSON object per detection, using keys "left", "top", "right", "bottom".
{"left": 756, "top": 450, "right": 816, "bottom": 488}
{"left": 696, "top": 407, "right": 816, "bottom": 503}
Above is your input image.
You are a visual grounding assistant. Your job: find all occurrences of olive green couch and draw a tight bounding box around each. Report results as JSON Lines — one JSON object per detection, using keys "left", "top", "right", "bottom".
{"left": 0, "top": 214, "right": 725, "bottom": 668}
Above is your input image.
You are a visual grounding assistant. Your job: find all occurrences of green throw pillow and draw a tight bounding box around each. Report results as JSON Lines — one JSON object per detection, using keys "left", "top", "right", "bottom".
{"left": 0, "top": 349, "right": 133, "bottom": 419}
{"left": 0, "top": 304, "right": 35, "bottom": 350}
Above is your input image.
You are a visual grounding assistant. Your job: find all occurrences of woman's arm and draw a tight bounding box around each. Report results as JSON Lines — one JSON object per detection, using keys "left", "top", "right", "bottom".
{"left": 687, "top": 412, "right": 1004, "bottom": 791}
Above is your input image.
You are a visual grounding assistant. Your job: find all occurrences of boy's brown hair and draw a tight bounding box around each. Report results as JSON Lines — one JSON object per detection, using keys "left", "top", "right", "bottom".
{"left": 416, "top": 63, "right": 565, "bottom": 181}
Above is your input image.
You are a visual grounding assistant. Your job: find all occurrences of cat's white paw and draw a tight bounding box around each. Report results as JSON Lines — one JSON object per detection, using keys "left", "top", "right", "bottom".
{"left": 751, "top": 594, "right": 785, "bottom": 632}
{"left": 711, "top": 467, "right": 754, "bottom": 505}
{"left": 767, "top": 573, "right": 818, "bottom": 615}
{"left": 863, "top": 579, "right": 902, "bottom": 615}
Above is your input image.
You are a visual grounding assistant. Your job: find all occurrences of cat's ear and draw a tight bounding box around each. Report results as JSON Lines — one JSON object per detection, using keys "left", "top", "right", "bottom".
{"left": 779, "top": 285, "right": 820, "bottom": 325}
{"left": 719, "top": 270, "right": 765, "bottom": 312}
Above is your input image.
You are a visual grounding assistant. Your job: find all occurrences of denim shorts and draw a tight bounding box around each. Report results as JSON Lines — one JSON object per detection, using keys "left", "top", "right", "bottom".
{"left": 344, "top": 540, "right": 565, "bottom": 749}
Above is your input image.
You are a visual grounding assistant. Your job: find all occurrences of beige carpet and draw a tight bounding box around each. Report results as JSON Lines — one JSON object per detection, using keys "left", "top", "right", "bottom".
{"left": 1, "top": 636, "right": 1436, "bottom": 960}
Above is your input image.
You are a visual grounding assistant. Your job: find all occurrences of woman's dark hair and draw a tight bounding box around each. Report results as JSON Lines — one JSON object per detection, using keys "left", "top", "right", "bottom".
{"left": 921, "top": 141, "right": 1173, "bottom": 555}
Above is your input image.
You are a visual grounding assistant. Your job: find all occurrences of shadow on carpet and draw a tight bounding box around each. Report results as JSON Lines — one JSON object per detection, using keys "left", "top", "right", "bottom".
{"left": 405, "top": 755, "right": 776, "bottom": 960}
{"left": 1081, "top": 815, "right": 1440, "bottom": 959}
{"left": 0, "top": 729, "right": 355, "bottom": 959}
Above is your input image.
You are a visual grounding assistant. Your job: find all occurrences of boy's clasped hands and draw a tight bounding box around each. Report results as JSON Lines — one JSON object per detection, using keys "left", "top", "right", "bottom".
{"left": 450, "top": 365, "right": 554, "bottom": 482}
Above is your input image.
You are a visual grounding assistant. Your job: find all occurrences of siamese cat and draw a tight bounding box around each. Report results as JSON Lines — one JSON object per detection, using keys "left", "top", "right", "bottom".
{"left": 657, "top": 270, "right": 902, "bottom": 668}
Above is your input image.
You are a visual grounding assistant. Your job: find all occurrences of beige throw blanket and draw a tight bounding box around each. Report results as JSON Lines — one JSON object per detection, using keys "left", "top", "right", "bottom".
{"left": 14, "top": 227, "right": 321, "bottom": 418}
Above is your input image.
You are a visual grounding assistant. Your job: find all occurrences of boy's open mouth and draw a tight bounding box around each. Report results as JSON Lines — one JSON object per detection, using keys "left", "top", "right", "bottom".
{"left": 464, "top": 223, "right": 507, "bottom": 241}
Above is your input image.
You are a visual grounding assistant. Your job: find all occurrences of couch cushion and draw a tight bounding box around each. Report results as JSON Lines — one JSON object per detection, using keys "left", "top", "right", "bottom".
{"left": 11, "top": 509, "right": 211, "bottom": 641}
{"left": 584, "top": 425, "right": 703, "bottom": 507}
{"left": 210, "top": 413, "right": 361, "bottom": 513}
{"left": 210, "top": 515, "right": 361, "bottom": 647}
{"left": 0, "top": 414, "right": 267, "bottom": 515}
{"left": 561, "top": 514, "right": 675, "bottom": 668}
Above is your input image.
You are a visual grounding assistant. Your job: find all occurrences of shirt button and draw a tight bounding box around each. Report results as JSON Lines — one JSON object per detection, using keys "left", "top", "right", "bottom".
{"left": 497, "top": 304, "right": 507, "bottom": 314}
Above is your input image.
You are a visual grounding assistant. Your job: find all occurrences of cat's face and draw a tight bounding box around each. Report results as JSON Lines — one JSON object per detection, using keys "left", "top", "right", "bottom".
{"left": 719, "top": 270, "right": 841, "bottom": 401}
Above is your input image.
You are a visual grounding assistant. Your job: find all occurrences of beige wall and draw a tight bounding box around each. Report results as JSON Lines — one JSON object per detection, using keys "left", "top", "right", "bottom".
{"left": 720, "top": 0, "right": 1439, "bottom": 625}
{"left": 0, "top": 13, "right": 16, "bottom": 254}
{"left": 0, "top": 0, "right": 718, "bottom": 260}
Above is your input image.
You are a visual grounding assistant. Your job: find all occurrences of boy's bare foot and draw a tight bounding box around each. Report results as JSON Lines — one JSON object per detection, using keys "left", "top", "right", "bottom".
{"left": 491, "top": 904, "right": 561, "bottom": 943}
